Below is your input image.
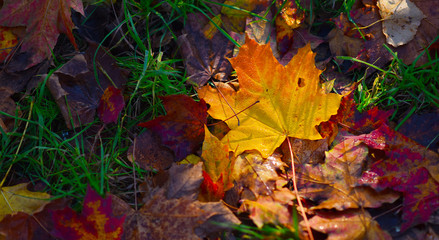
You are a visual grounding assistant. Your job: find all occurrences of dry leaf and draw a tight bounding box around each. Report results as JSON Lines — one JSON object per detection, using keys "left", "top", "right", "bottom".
{"left": 0, "top": 183, "right": 51, "bottom": 221}
{"left": 377, "top": 0, "right": 425, "bottom": 47}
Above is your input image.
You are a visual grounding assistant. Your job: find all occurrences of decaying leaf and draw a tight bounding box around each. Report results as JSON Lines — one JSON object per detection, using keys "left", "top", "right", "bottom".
{"left": 178, "top": 13, "right": 234, "bottom": 86}
{"left": 377, "top": 0, "right": 425, "bottom": 47}
{"left": 0, "top": 198, "right": 70, "bottom": 240}
{"left": 198, "top": 37, "right": 342, "bottom": 157}
{"left": 138, "top": 95, "right": 207, "bottom": 161}
{"left": 298, "top": 132, "right": 399, "bottom": 211}
{"left": 51, "top": 186, "right": 125, "bottom": 240}
{"left": 233, "top": 151, "right": 287, "bottom": 200}
{"left": 46, "top": 43, "right": 127, "bottom": 129}
{"left": 127, "top": 129, "right": 175, "bottom": 171}
{"left": 97, "top": 86, "right": 125, "bottom": 124}
{"left": 357, "top": 124, "right": 439, "bottom": 231}
{"left": 0, "top": 0, "right": 84, "bottom": 69}
{"left": 241, "top": 185, "right": 296, "bottom": 229}
{"left": 111, "top": 163, "right": 239, "bottom": 240}
{"left": 307, "top": 210, "right": 392, "bottom": 240}
{"left": 0, "top": 183, "right": 51, "bottom": 222}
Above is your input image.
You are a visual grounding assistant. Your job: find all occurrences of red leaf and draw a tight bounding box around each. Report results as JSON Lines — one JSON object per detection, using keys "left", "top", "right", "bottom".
{"left": 138, "top": 95, "right": 207, "bottom": 161}
{"left": 0, "top": 0, "right": 84, "bottom": 69}
{"left": 98, "top": 86, "right": 125, "bottom": 124}
{"left": 200, "top": 170, "right": 225, "bottom": 201}
{"left": 51, "top": 186, "right": 125, "bottom": 240}
{"left": 358, "top": 124, "right": 439, "bottom": 231}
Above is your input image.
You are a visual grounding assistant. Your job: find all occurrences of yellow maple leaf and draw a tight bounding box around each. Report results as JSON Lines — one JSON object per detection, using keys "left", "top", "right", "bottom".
{"left": 0, "top": 183, "right": 51, "bottom": 221}
{"left": 198, "top": 37, "right": 342, "bottom": 157}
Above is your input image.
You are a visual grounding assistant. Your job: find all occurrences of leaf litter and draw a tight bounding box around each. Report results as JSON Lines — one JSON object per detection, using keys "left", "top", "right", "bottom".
{"left": 1, "top": 0, "right": 439, "bottom": 239}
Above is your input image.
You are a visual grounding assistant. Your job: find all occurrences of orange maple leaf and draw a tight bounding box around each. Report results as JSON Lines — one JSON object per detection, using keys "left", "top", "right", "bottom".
{"left": 198, "top": 37, "right": 342, "bottom": 157}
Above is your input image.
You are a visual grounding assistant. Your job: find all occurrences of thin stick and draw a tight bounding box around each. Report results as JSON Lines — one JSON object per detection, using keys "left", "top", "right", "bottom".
{"left": 207, "top": 100, "right": 260, "bottom": 126}
{"left": 287, "top": 137, "right": 314, "bottom": 240}
{"left": 211, "top": 81, "right": 240, "bottom": 126}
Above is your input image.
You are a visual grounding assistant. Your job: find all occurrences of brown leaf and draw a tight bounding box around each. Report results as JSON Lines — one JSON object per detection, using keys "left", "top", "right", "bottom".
{"left": 298, "top": 132, "right": 399, "bottom": 211}
{"left": 0, "top": 198, "right": 69, "bottom": 240}
{"left": 46, "top": 43, "right": 127, "bottom": 128}
{"left": 307, "top": 210, "right": 392, "bottom": 240}
{"left": 0, "top": 0, "right": 84, "bottom": 69}
{"left": 233, "top": 151, "right": 287, "bottom": 200}
{"left": 127, "top": 130, "right": 175, "bottom": 171}
{"left": 178, "top": 13, "right": 234, "bottom": 86}
{"left": 112, "top": 163, "right": 239, "bottom": 240}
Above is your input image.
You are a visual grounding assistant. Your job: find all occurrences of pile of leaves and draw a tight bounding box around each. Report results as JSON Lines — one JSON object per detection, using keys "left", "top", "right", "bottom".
{"left": 1, "top": 0, "right": 439, "bottom": 239}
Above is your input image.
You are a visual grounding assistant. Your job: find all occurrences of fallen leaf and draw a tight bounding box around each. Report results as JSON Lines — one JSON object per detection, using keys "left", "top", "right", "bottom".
{"left": 138, "top": 95, "right": 207, "bottom": 161}
{"left": 233, "top": 151, "right": 287, "bottom": 200}
{"left": 199, "top": 126, "right": 235, "bottom": 201}
{"left": 0, "top": 26, "right": 17, "bottom": 61}
{"left": 357, "top": 124, "right": 439, "bottom": 231}
{"left": 46, "top": 43, "right": 127, "bottom": 129}
{"left": 0, "top": 0, "right": 84, "bottom": 69}
{"left": 298, "top": 132, "right": 399, "bottom": 211}
{"left": 51, "top": 186, "right": 125, "bottom": 240}
{"left": 199, "top": 37, "right": 342, "bottom": 157}
{"left": 307, "top": 209, "right": 392, "bottom": 240}
{"left": 274, "top": 0, "right": 305, "bottom": 56}
{"left": 241, "top": 185, "right": 296, "bottom": 229}
{"left": 0, "top": 183, "right": 51, "bottom": 222}
{"left": 111, "top": 163, "right": 239, "bottom": 240}
{"left": 127, "top": 130, "right": 175, "bottom": 171}
{"left": 0, "top": 198, "right": 70, "bottom": 240}
{"left": 178, "top": 13, "right": 234, "bottom": 87}
{"left": 377, "top": 0, "right": 425, "bottom": 47}
{"left": 97, "top": 86, "right": 125, "bottom": 124}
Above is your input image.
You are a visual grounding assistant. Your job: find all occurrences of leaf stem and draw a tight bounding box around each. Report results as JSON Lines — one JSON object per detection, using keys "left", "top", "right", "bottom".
{"left": 286, "top": 137, "right": 314, "bottom": 240}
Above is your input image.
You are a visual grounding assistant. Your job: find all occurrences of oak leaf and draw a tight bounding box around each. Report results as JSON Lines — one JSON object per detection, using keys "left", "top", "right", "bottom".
{"left": 0, "top": 183, "right": 51, "bottom": 222}
{"left": 51, "top": 186, "right": 125, "bottom": 240}
{"left": 0, "top": 0, "right": 84, "bottom": 69}
{"left": 198, "top": 37, "right": 342, "bottom": 157}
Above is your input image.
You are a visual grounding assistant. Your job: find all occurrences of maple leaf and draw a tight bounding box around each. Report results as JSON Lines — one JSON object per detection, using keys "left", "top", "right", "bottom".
{"left": 97, "top": 86, "right": 125, "bottom": 124}
{"left": 0, "top": 0, "right": 84, "bottom": 69}
{"left": 0, "top": 198, "right": 70, "bottom": 240}
{"left": 138, "top": 95, "right": 207, "bottom": 161}
{"left": 178, "top": 13, "right": 234, "bottom": 86}
{"left": 199, "top": 37, "right": 342, "bottom": 157}
{"left": 199, "top": 125, "right": 235, "bottom": 201}
{"left": 307, "top": 210, "right": 392, "bottom": 240}
{"left": 357, "top": 123, "right": 439, "bottom": 231}
{"left": 241, "top": 185, "right": 296, "bottom": 229}
{"left": 46, "top": 43, "right": 127, "bottom": 129}
{"left": 111, "top": 163, "right": 240, "bottom": 239}
{"left": 233, "top": 151, "right": 287, "bottom": 199}
{"left": 0, "top": 26, "right": 17, "bottom": 61}
{"left": 0, "top": 183, "right": 51, "bottom": 221}
{"left": 298, "top": 132, "right": 399, "bottom": 211}
{"left": 127, "top": 129, "right": 175, "bottom": 170}
{"left": 51, "top": 186, "right": 125, "bottom": 240}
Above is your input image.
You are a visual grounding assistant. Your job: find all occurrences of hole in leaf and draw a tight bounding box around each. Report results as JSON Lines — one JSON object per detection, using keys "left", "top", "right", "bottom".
{"left": 298, "top": 77, "right": 305, "bottom": 87}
